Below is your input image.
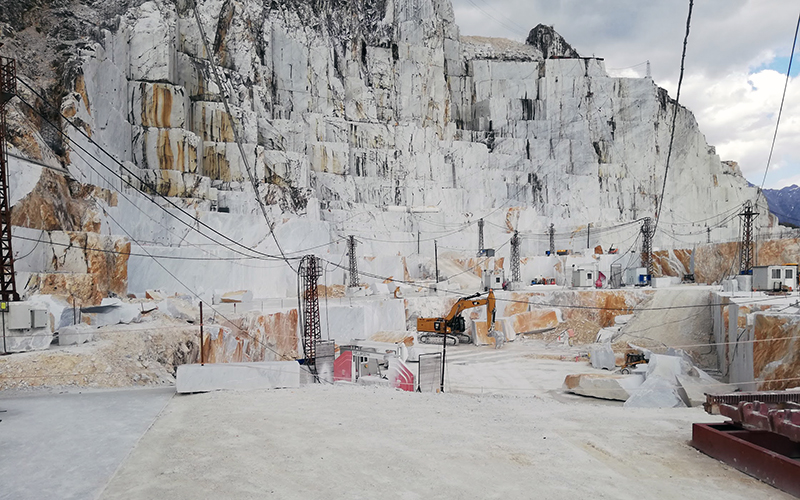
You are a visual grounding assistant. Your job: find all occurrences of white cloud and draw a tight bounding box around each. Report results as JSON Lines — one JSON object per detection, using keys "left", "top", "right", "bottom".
{"left": 450, "top": 0, "right": 800, "bottom": 188}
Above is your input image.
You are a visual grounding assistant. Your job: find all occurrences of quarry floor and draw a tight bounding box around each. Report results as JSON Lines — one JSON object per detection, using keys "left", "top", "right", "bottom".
{"left": 1, "top": 340, "right": 792, "bottom": 500}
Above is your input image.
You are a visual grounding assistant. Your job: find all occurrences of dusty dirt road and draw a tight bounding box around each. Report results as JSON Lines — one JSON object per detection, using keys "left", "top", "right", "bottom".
{"left": 99, "top": 382, "right": 790, "bottom": 500}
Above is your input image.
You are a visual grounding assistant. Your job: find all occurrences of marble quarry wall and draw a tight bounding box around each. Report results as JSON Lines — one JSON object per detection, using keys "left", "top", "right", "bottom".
{"left": 712, "top": 292, "right": 800, "bottom": 390}
{"left": 0, "top": 0, "right": 791, "bottom": 303}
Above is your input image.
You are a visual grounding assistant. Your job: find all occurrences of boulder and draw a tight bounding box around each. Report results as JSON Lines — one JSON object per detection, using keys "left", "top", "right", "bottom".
{"left": 219, "top": 290, "right": 254, "bottom": 303}
{"left": 58, "top": 324, "right": 96, "bottom": 346}
{"left": 676, "top": 367, "right": 735, "bottom": 407}
{"left": 590, "top": 342, "right": 616, "bottom": 370}
{"left": 563, "top": 373, "right": 644, "bottom": 401}
{"left": 80, "top": 298, "right": 141, "bottom": 327}
{"left": 158, "top": 298, "right": 197, "bottom": 322}
{"left": 645, "top": 354, "right": 692, "bottom": 383}
{"left": 624, "top": 376, "right": 687, "bottom": 408}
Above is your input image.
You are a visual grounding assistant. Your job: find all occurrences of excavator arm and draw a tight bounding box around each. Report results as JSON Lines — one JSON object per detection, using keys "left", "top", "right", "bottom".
{"left": 416, "top": 289, "right": 496, "bottom": 345}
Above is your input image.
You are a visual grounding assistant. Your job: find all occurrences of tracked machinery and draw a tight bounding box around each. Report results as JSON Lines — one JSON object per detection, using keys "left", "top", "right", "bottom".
{"left": 417, "top": 290, "right": 497, "bottom": 345}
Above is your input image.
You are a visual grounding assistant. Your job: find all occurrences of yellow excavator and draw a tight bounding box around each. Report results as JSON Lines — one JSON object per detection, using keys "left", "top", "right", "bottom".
{"left": 417, "top": 290, "right": 497, "bottom": 345}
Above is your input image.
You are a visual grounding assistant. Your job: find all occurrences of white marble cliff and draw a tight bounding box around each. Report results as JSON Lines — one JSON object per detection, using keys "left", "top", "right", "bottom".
{"left": 2, "top": 0, "right": 779, "bottom": 299}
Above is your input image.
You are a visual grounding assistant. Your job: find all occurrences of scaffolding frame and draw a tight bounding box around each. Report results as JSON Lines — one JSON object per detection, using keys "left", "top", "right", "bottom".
{"left": 0, "top": 57, "right": 18, "bottom": 302}
{"left": 299, "top": 255, "right": 322, "bottom": 372}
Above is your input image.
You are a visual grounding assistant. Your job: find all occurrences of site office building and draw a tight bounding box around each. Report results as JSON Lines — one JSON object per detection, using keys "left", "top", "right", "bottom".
{"left": 751, "top": 265, "right": 797, "bottom": 291}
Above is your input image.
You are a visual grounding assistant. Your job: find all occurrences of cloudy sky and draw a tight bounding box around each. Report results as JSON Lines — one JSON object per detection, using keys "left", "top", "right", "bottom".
{"left": 450, "top": 0, "right": 799, "bottom": 190}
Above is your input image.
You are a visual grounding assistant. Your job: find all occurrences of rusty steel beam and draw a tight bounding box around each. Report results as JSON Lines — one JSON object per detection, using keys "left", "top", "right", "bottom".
{"left": 773, "top": 409, "right": 800, "bottom": 443}
{"left": 705, "top": 392, "right": 800, "bottom": 443}
{"left": 705, "top": 391, "right": 800, "bottom": 415}
{"left": 692, "top": 423, "right": 800, "bottom": 497}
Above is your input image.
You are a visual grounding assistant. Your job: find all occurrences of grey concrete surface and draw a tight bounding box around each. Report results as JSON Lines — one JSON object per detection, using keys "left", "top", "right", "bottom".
{"left": 0, "top": 387, "right": 174, "bottom": 500}
{"left": 176, "top": 361, "right": 300, "bottom": 393}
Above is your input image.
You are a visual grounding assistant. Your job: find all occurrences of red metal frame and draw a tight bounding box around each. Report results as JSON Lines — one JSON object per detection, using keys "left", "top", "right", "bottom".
{"left": 705, "top": 392, "right": 800, "bottom": 443}
{"left": 692, "top": 423, "right": 800, "bottom": 497}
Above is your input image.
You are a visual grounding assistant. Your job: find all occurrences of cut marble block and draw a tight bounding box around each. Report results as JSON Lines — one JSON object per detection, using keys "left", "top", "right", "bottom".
{"left": 563, "top": 373, "right": 644, "bottom": 401}
{"left": 590, "top": 342, "right": 616, "bottom": 370}
{"left": 176, "top": 361, "right": 301, "bottom": 393}
{"left": 58, "top": 324, "right": 96, "bottom": 346}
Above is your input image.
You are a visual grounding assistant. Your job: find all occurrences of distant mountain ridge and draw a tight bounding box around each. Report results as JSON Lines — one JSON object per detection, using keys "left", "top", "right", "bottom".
{"left": 763, "top": 184, "right": 800, "bottom": 227}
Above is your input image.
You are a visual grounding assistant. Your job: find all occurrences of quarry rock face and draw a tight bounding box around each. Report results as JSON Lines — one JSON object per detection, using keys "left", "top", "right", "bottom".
{"left": 0, "top": 0, "right": 782, "bottom": 299}
{"left": 526, "top": 24, "right": 580, "bottom": 59}
{"left": 752, "top": 313, "right": 800, "bottom": 391}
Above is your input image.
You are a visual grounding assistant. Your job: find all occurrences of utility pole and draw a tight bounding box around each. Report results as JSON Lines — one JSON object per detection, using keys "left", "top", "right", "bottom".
{"left": 739, "top": 200, "right": 758, "bottom": 274}
{"left": 299, "top": 255, "right": 322, "bottom": 378}
{"left": 477, "top": 218, "right": 484, "bottom": 256}
{"left": 199, "top": 302, "right": 204, "bottom": 365}
{"left": 0, "top": 55, "right": 19, "bottom": 302}
{"left": 510, "top": 230, "right": 520, "bottom": 283}
{"left": 641, "top": 217, "right": 654, "bottom": 278}
{"left": 707, "top": 226, "right": 711, "bottom": 244}
{"left": 549, "top": 223, "right": 555, "bottom": 256}
{"left": 586, "top": 222, "right": 591, "bottom": 250}
{"left": 434, "top": 239, "right": 439, "bottom": 283}
{"left": 347, "top": 235, "right": 358, "bottom": 288}
{"left": 417, "top": 230, "right": 420, "bottom": 254}
{"left": 440, "top": 320, "right": 447, "bottom": 393}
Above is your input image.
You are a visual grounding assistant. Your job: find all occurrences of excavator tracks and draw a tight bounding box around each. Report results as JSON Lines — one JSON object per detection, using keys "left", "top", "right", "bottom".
{"left": 417, "top": 333, "right": 472, "bottom": 345}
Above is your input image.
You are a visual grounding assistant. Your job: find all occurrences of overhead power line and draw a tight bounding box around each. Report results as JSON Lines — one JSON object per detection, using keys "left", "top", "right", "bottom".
{"left": 759, "top": 10, "right": 800, "bottom": 191}
{"left": 190, "top": 4, "right": 295, "bottom": 272}
{"left": 14, "top": 84, "right": 293, "bottom": 263}
{"left": 654, "top": 0, "right": 694, "bottom": 236}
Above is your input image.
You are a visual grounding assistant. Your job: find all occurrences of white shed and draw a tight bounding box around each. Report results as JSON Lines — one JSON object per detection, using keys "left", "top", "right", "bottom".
{"left": 572, "top": 266, "right": 596, "bottom": 288}
{"left": 483, "top": 269, "right": 505, "bottom": 291}
{"left": 752, "top": 265, "right": 796, "bottom": 292}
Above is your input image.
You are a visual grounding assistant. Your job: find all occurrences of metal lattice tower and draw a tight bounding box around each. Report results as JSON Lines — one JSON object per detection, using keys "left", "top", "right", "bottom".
{"left": 641, "top": 217, "right": 654, "bottom": 277}
{"left": 299, "top": 255, "right": 322, "bottom": 371}
{"left": 347, "top": 235, "right": 358, "bottom": 287}
{"left": 0, "top": 57, "right": 19, "bottom": 302}
{"left": 477, "top": 218, "right": 484, "bottom": 256}
{"left": 739, "top": 201, "right": 758, "bottom": 274}
{"left": 548, "top": 223, "right": 555, "bottom": 255}
{"left": 510, "top": 230, "right": 520, "bottom": 282}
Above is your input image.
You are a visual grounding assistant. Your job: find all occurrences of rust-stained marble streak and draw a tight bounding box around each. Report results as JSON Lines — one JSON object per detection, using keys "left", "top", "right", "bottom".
{"left": 473, "top": 319, "right": 502, "bottom": 345}
{"left": 11, "top": 169, "right": 115, "bottom": 233}
{"left": 139, "top": 82, "right": 174, "bottom": 128}
{"left": 202, "top": 309, "right": 299, "bottom": 363}
{"left": 23, "top": 232, "right": 130, "bottom": 305}
{"left": 753, "top": 314, "right": 800, "bottom": 391}
{"left": 652, "top": 238, "right": 800, "bottom": 283}
{"left": 508, "top": 309, "right": 560, "bottom": 334}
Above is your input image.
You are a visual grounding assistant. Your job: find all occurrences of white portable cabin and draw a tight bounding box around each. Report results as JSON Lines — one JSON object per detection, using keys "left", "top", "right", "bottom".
{"left": 571, "top": 266, "right": 596, "bottom": 288}
{"left": 752, "top": 266, "right": 796, "bottom": 291}
{"left": 483, "top": 269, "right": 505, "bottom": 290}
